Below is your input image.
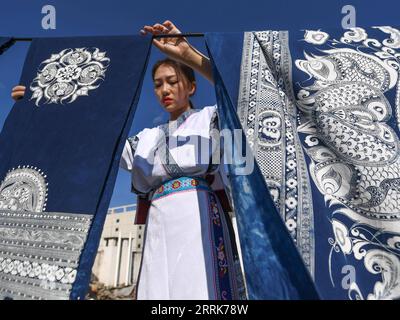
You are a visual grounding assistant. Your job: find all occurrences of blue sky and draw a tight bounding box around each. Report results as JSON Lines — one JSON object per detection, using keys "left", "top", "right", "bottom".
{"left": 0, "top": 0, "right": 399, "bottom": 207}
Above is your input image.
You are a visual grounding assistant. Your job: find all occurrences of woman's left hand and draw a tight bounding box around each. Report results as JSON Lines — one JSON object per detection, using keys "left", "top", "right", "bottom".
{"left": 140, "top": 20, "right": 214, "bottom": 84}
{"left": 140, "top": 21, "right": 192, "bottom": 64}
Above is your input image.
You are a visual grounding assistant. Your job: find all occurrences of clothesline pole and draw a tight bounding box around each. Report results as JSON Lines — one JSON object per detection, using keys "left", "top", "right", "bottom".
{"left": 12, "top": 33, "right": 205, "bottom": 42}
{"left": 155, "top": 33, "right": 204, "bottom": 38}
{"left": 13, "top": 38, "right": 33, "bottom": 42}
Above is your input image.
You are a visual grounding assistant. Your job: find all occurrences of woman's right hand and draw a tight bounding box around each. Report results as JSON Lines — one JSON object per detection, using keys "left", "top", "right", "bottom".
{"left": 11, "top": 85, "right": 26, "bottom": 102}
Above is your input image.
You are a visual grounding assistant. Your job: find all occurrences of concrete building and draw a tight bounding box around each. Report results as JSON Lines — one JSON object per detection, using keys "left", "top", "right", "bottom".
{"left": 92, "top": 204, "right": 144, "bottom": 288}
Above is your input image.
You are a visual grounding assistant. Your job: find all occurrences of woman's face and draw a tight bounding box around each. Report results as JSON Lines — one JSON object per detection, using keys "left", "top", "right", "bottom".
{"left": 153, "top": 64, "right": 195, "bottom": 114}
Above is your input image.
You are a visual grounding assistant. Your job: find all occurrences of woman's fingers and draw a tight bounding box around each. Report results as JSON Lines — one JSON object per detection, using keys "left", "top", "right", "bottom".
{"left": 12, "top": 85, "right": 26, "bottom": 92}
{"left": 141, "top": 25, "right": 155, "bottom": 35}
{"left": 141, "top": 24, "right": 167, "bottom": 36}
{"left": 141, "top": 21, "right": 188, "bottom": 59}
{"left": 152, "top": 24, "right": 170, "bottom": 45}
{"left": 11, "top": 85, "right": 26, "bottom": 101}
{"left": 152, "top": 38, "right": 165, "bottom": 51}
{"left": 163, "top": 20, "right": 173, "bottom": 28}
{"left": 153, "top": 23, "right": 169, "bottom": 33}
{"left": 11, "top": 91, "right": 25, "bottom": 101}
{"left": 162, "top": 20, "right": 179, "bottom": 33}
{"left": 141, "top": 22, "right": 178, "bottom": 37}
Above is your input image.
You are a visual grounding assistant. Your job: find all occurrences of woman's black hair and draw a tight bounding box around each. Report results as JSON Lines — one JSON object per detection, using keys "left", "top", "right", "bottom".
{"left": 152, "top": 58, "right": 196, "bottom": 108}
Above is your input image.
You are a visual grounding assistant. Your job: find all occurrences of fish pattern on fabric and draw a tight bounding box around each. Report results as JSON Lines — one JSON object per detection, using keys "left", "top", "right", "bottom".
{"left": 207, "top": 26, "right": 400, "bottom": 299}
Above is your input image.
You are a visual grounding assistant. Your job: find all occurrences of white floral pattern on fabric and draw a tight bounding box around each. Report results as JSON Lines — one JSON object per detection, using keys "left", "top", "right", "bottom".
{"left": 0, "top": 258, "right": 77, "bottom": 284}
{"left": 0, "top": 167, "right": 92, "bottom": 300}
{"left": 0, "top": 166, "right": 47, "bottom": 212}
{"left": 0, "top": 210, "right": 92, "bottom": 300}
{"left": 30, "top": 48, "right": 110, "bottom": 106}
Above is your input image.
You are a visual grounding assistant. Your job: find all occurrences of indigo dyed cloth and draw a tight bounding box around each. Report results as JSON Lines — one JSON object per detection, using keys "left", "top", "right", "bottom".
{"left": 206, "top": 26, "right": 400, "bottom": 300}
{"left": 0, "top": 35, "right": 151, "bottom": 300}
{"left": 206, "top": 32, "right": 319, "bottom": 300}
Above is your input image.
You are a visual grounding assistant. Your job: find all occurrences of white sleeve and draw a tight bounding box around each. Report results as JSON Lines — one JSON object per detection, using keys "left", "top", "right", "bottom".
{"left": 119, "top": 132, "right": 141, "bottom": 171}
{"left": 119, "top": 140, "right": 134, "bottom": 171}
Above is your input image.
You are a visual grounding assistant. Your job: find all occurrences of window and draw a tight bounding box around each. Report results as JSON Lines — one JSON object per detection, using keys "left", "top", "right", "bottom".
{"left": 116, "top": 219, "right": 120, "bottom": 223}
{"left": 138, "top": 235, "right": 141, "bottom": 239}
{"left": 115, "top": 228, "right": 119, "bottom": 232}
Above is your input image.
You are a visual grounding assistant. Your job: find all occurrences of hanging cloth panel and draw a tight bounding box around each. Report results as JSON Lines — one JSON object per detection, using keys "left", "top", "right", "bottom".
{"left": 0, "top": 35, "right": 151, "bottom": 300}
{"left": 207, "top": 25, "right": 400, "bottom": 300}
{"left": 205, "top": 32, "right": 319, "bottom": 300}
{"left": 289, "top": 26, "right": 400, "bottom": 300}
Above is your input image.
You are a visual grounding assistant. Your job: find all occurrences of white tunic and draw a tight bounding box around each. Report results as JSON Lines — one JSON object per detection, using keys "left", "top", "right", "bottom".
{"left": 120, "top": 105, "right": 246, "bottom": 300}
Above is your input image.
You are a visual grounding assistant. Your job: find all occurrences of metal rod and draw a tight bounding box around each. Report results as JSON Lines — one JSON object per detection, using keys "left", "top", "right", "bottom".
{"left": 12, "top": 38, "right": 32, "bottom": 41}
{"left": 12, "top": 33, "right": 205, "bottom": 42}
{"left": 154, "top": 33, "right": 204, "bottom": 38}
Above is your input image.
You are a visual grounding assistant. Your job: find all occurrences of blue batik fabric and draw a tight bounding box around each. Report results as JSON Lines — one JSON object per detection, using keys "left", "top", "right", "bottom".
{"left": 0, "top": 35, "right": 151, "bottom": 300}
{"left": 206, "top": 33, "right": 319, "bottom": 300}
{"left": 207, "top": 26, "right": 400, "bottom": 300}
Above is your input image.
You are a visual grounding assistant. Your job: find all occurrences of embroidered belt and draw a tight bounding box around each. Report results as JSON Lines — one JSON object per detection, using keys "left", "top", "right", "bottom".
{"left": 151, "top": 176, "right": 212, "bottom": 201}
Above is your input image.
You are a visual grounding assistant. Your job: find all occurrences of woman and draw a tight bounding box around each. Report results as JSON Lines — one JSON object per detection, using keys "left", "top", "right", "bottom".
{"left": 11, "top": 21, "right": 246, "bottom": 300}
